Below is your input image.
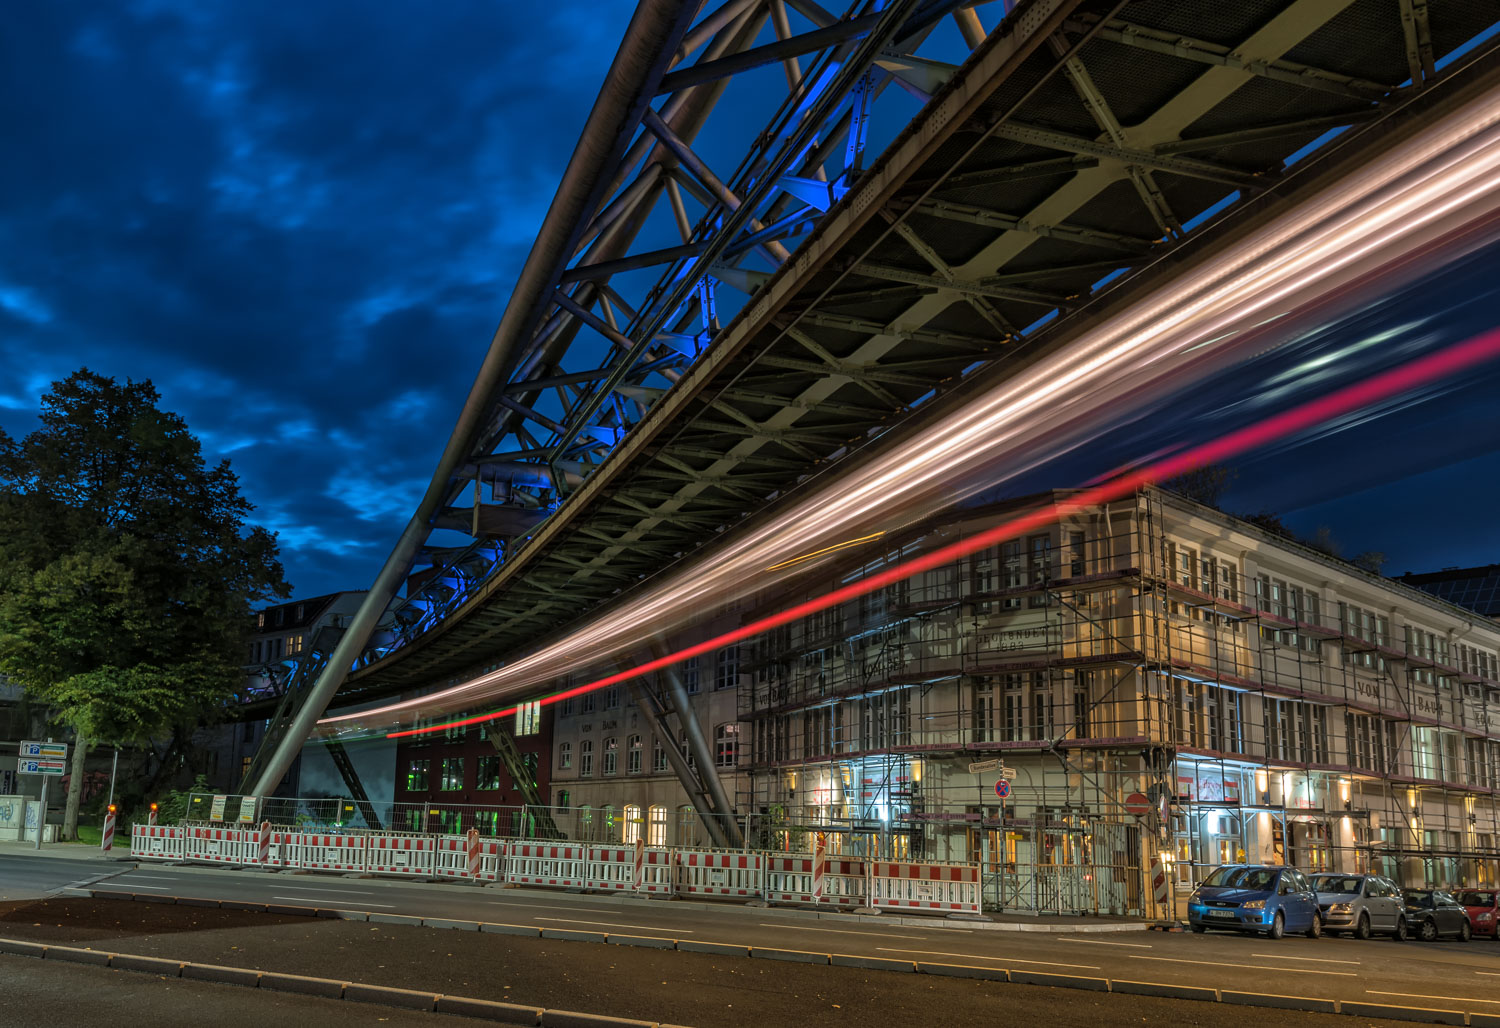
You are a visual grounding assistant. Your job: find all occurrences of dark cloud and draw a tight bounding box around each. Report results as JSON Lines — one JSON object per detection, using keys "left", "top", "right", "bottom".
{"left": 0, "top": 0, "right": 632, "bottom": 597}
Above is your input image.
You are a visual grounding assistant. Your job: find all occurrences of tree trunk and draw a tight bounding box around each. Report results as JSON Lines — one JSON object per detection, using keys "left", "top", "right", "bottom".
{"left": 63, "top": 730, "right": 89, "bottom": 842}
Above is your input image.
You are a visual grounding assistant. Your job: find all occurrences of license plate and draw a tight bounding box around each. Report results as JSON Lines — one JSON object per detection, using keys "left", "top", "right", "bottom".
{"left": 1207, "top": 910, "right": 1236, "bottom": 918}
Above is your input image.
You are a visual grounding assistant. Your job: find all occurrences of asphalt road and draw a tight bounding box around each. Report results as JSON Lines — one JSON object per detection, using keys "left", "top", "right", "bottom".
{"left": 0, "top": 895, "right": 1428, "bottom": 1028}
{"left": 0, "top": 853, "right": 113, "bottom": 901}
{"left": 63, "top": 860, "right": 1500, "bottom": 1014}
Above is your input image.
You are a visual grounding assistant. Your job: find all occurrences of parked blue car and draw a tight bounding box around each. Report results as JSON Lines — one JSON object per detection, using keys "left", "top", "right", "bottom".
{"left": 1187, "top": 865, "right": 1322, "bottom": 939}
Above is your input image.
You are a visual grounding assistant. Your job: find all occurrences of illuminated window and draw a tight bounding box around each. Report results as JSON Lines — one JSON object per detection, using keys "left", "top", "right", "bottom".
{"left": 627, "top": 735, "right": 642, "bottom": 775}
{"left": 558, "top": 741, "right": 572, "bottom": 769}
{"left": 623, "top": 804, "right": 642, "bottom": 844}
{"left": 715, "top": 723, "right": 740, "bottom": 767}
{"left": 405, "top": 760, "right": 430, "bottom": 791}
{"left": 515, "top": 700, "right": 541, "bottom": 736}
{"left": 648, "top": 805, "right": 667, "bottom": 847}
{"left": 477, "top": 755, "right": 501, "bottom": 791}
{"left": 439, "top": 758, "right": 464, "bottom": 791}
{"left": 579, "top": 740, "right": 594, "bottom": 777}
{"left": 603, "top": 737, "right": 618, "bottom": 776}
{"left": 240, "top": 755, "right": 253, "bottom": 780}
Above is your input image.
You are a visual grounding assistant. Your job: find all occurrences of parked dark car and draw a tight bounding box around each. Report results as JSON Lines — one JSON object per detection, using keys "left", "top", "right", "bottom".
{"left": 1309, "top": 873, "right": 1406, "bottom": 939}
{"left": 1457, "top": 890, "right": 1499, "bottom": 939}
{"left": 1402, "top": 889, "right": 1472, "bottom": 942}
{"left": 1188, "top": 865, "right": 1321, "bottom": 939}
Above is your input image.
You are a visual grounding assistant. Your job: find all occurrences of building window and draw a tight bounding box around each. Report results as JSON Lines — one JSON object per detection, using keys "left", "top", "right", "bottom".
{"left": 558, "top": 741, "right": 572, "bottom": 769}
{"left": 561, "top": 698, "right": 575, "bottom": 717}
{"left": 515, "top": 700, "right": 541, "bottom": 736}
{"left": 439, "top": 757, "right": 464, "bottom": 791}
{"left": 627, "top": 735, "right": 643, "bottom": 775}
{"left": 582, "top": 691, "right": 595, "bottom": 714}
{"left": 715, "top": 723, "right": 740, "bottom": 767}
{"left": 406, "top": 760, "right": 430, "bottom": 791}
{"left": 648, "top": 805, "right": 667, "bottom": 847}
{"left": 683, "top": 655, "right": 700, "bottom": 693}
{"left": 715, "top": 646, "right": 739, "bottom": 690}
{"left": 603, "top": 737, "right": 618, "bottom": 776}
{"left": 579, "top": 739, "right": 594, "bottom": 777}
{"left": 676, "top": 804, "right": 697, "bottom": 846}
{"left": 257, "top": 612, "right": 265, "bottom": 628}
{"left": 477, "top": 755, "right": 502, "bottom": 791}
{"left": 652, "top": 738, "right": 668, "bottom": 773}
{"left": 623, "top": 804, "right": 641, "bottom": 844}
{"left": 604, "top": 686, "right": 620, "bottom": 709}
{"left": 241, "top": 755, "right": 253, "bottom": 781}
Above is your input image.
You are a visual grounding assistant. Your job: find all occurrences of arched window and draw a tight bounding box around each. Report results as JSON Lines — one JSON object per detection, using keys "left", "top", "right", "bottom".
{"left": 648, "top": 805, "right": 668, "bottom": 847}
{"left": 627, "top": 735, "right": 643, "bottom": 774}
{"left": 603, "top": 736, "right": 619, "bottom": 776}
{"left": 651, "top": 738, "right": 667, "bottom": 773}
{"left": 558, "top": 741, "right": 572, "bottom": 770}
{"left": 579, "top": 739, "right": 594, "bottom": 777}
{"left": 675, "top": 804, "right": 697, "bottom": 847}
{"left": 578, "top": 805, "right": 592, "bottom": 840}
{"left": 623, "top": 803, "right": 642, "bottom": 843}
{"left": 601, "top": 805, "right": 616, "bottom": 842}
{"left": 715, "top": 723, "right": 740, "bottom": 767}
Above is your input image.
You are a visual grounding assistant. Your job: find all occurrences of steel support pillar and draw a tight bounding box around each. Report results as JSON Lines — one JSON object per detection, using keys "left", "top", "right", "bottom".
{"left": 625, "top": 676, "right": 731, "bottom": 849}
{"left": 246, "top": 0, "right": 700, "bottom": 798}
{"left": 654, "top": 643, "right": 744, "bottom": 848}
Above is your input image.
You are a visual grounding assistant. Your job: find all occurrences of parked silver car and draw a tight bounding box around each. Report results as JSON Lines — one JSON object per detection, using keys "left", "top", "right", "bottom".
{"left": 1309, "top": 873, "right": 1407, "bottom": 939}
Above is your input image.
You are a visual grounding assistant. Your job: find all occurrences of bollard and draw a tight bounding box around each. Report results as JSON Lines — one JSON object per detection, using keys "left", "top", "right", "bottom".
{"left": 148, "top": 803, "right": 158, "bottom": 827}
{"left": 812, "top": 832, "right": 827, "bottom": 906}
{"left": 633, "top": 838, "right": 645, "bottom": 892}
{"left": 259, "top": 820, "right": 272, "bottom": 866}
{"left": 466, "top": 828, "right": 481, "bottom": 879}
{"left": 101, "top": 805, "right": 116, "bottom": 853}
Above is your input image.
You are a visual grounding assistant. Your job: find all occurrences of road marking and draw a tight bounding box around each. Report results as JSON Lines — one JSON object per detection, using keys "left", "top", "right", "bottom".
{"left": 1129, "top": 955, "right": 1354, "bottom": 977}
{"left": 535, "top": 917, "right": 692, "bottom": 933}
{"left": 876, "top": 948, "right": 1097, "bottom": 970}
{"left": 759, "top": 924, "right": 927, "bottom": 940}
{"left": 1056, "top": 938, "right": 1154, "bottom": 949}
{"left": 272, "top": 897, "right": 397, "bottom": 908}
{"left": 267, "top": 886, "right": 378, "bottom": 895}
{"left": 121, "top": 875, "right": 180, "bottom": 881}
{"left": 1368, "top": 990, "right": 1500, "bottom": 1005}
{"left": 1249, "top": 952, "right": 1360, "bottom": 965}
{"left": 100, "top": 884, "right": 171, "bottom": 891}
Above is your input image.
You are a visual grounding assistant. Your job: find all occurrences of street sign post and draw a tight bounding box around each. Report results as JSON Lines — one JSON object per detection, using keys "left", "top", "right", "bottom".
{"left": 17, "top": 740, "right": 68, "bottom": 851}
{"left": 967, "top": 759, "right": 1000, "bottom": 774}
{"left": 994, "top": 779, "right": 1011, "bottom": 799}
{"left": 1000, "top": 767, "right": 1017, "bottom": 781}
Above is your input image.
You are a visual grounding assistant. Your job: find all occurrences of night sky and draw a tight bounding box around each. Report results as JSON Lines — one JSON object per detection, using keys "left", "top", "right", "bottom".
{"left": 3, "top": 3, "right": 1496, "bottom": 603}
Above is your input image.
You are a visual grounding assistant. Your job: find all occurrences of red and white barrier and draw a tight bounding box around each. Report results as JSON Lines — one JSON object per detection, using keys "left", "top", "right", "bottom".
{"left": 506, "top": 842, "right": 588, "bottom": 889}
{"left": 677, "top": 849, "right": 763, "bottom": 899}
{"left": 812, "top": 834, "right": 827, "bottom": 904}
{"left": 284, "top": 831, "right": 365, "bottom": 872}
{"left": 866, "top": 860, "right": 981, "bottom": 914}
{"left": 1149, "top": 852, "right": 1171, "bottom": 919}
{"left": 258, "top": 821, "right": 272, "bottom": 866}
{"left": 366, "top": 833, "right": 435, "bottom": 876}
{"left": 184, "top": 826, "right": 251, "bottom": 865}
{"left": 101, "top": 808, "right": 116, "bottom": 853}
{"left": 130, "top": 823, "right": 183, "bottom": 860}
{"left": 467, "top": 829, "right": 481, "bottom": 879}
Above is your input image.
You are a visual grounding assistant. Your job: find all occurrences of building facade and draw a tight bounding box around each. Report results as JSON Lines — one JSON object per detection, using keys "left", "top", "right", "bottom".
{"left": 544, "top": 487, "right": 1500, "bottom": 917}
{"left": 1398, "top": 563, "right": 1500, "bottom": 617}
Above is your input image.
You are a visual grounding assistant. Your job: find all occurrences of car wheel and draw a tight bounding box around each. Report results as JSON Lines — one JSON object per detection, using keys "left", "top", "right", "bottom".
{"left": 1393, "top": 916, "right": 1407, "bottom": 941}
{"left": 1190, "top": 924, "right": 1207, "bottom": 933}
{"left": 1419, "top": 918, "right": 1438, "bottom": 942}
{"left": 1306, "top": 912, "right": 1322, "bottom": 939}
{"left": 1460, "top": 921, "right": 1473, "bottom": 942}
{"left": 1354, "top": 912, "right": 1372, "bottom": 940}
{"left": 1267, "top": 911, "right": 1285, "bottom": 940}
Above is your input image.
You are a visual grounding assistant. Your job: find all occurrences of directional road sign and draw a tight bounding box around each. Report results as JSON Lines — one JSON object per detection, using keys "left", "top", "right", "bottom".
{"left": 20, "top": 741, "right": 67, "bottom": 761}
{"left": 1000, "top": 767, "right": 1017, "bottom": 781}
{"left": 968, "top": 759, "right": 1000, "bottom": 774}
{"left": 17, "top": 758, "right": 66, "bottom": 776}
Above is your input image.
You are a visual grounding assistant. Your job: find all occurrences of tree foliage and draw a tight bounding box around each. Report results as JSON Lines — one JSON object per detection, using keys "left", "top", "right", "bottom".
{"left": 0, "top": 371, "right": 289, "bottom": 794}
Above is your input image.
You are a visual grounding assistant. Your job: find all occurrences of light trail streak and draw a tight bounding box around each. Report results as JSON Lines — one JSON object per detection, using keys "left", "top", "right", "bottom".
{"left": 383, "top": 324, "right": 1500, "bottom": 739}
{"left": 326, "top": 86, "right": 1500, "bottom": 738}
{"left": 762, "top": 531, "right": 887, "bottom": 572}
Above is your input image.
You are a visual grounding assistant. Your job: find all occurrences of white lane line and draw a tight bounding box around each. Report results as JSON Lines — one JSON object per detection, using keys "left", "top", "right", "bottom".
{"left": 535, "top": 917, "right": 692, "bottom": 934}
{"left": 877, "top": 948, "right": 1097, "bottom": 970}
{"left": 101, "top": 884, "right": 171, "bottom": 891}
{"left": 267, "top": 886, "right": 378, "bottom": 895}
{"left": 759, "top": 924, "right": 927, "bottom": 940}
{"left": 120, "top": 875, "right": 180, "bottom": 881}
{"left": 1056, "top": 938, "right": 1154, "bottom": 949}
{"left": 1129, "top": 955, "right": 1354, "bottom": 977}
{"left": 1249, "top": 952, "right": 1360, "bottom": 965}
{"left": 480, "top": 902, "right": 619, "bottom": 914}
{"left": 271, "top": 896, "right": 397, "bottom": 908}
{"left": 1368, "top": 990, "right": 1500, "bottom": 1005}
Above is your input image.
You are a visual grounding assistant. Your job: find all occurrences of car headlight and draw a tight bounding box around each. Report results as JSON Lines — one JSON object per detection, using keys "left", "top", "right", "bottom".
{"left": 1241, "top": 899, "right": 1266, "bottom": 910}
{"left": 1329, "top": 903, "right": 1351, "bottom": 914}
{"left": 1479, "top": 913, "right": 1494, "bottom": 922}
{"left": 1188, "top": 891, "right": 1202, "bottom": 905}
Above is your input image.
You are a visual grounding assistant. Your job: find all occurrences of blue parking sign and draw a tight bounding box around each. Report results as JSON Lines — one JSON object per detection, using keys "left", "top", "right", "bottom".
{"left": 994, "top": 779, "right": 1011, "bottom": 799}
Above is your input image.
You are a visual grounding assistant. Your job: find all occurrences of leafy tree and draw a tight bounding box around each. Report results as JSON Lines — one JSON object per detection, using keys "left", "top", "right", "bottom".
{"left": 1162, "top": 464, "right": 1237, "bottom": 510}
{"left": 0, "top": 370, "right": 289, "bottom": 839}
